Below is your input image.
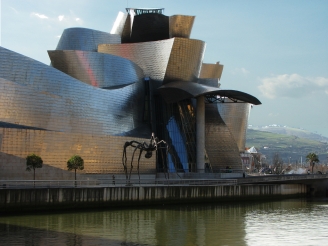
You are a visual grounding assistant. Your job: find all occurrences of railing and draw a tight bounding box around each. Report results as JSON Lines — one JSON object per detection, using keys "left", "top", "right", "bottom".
{"left": 0, "top": 178, "right": 237, "bottom": 189}
{"left": 2, "top": 173, "right": 325, "bottom": 189}
{"left": 238, "top": 174, "right": 328, "bottom": 184}
{"left": 0, "top": 180, "right": 100, "bottom": 189}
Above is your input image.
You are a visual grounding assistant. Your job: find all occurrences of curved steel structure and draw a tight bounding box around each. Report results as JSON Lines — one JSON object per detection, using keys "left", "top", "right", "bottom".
{"left": 205, "top": 103, "right": 242, "bottom": 170}
{"left": 48, "top": 50, "right": 144, "bottom": 89}
{"left": 0, "top": 47, "right": 145, "bottom": 136}
{"left": 56, "top": 27, "right": 120, "bottom": 52}
{"left": 164, "top": 38, "right": 205, "bottom": 83}
{"left": 217, "top": 100, "right": 251, "bottom": 152}
{"left": 98, "top": 39, "right": 174, "bottom": 81}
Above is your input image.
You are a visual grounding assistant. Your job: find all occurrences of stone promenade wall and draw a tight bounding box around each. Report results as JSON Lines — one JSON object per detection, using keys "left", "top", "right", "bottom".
{"left": 0, "top": 184, "right": 307, "bottom": 213}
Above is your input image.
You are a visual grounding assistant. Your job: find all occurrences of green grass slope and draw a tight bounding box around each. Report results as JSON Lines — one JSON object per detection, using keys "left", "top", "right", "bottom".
{"left": 246, "top": 129, "right": 328, "bottom": 164}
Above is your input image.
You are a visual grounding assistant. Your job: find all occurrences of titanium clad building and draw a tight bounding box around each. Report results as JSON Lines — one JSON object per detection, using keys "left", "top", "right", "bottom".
{"left": 0, "top": 8, "right": 260, "bottom": 180}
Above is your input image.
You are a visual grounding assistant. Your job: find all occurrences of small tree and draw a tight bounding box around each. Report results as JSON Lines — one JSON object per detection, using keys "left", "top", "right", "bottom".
{"left": 26, "top": 153, "right": 43, "bottom": 186}
{"left": 272, "top": 152, "right": 283, "bottom": 174}
{"left": 306, "top": 152, "right": 319, "bottom": 174}
{"left": 67, "top": 155, "right": 84, "bottom": 185}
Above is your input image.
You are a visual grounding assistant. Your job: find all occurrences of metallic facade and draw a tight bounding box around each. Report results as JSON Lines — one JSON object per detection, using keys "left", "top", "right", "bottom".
{"left": 98, "top": 39, "right": 174, "bottom": 81}
{"left": 0, "top": 8, "right": 261, "bottom": 179}
{"left": 169, "top": 15, "right": 195, "bottom": 38}
{"left": 48, "top": 50, "right": 144, "bottom": 89}
{"left": 164, "top": 38, "right": 206, "bottom": 83}
{"left": 205, "top": 103, "right": 242, "bottom": 170}
{"left": 0, "top": 47, "right": 145, "bottom": 136}
{"left": 200, "top": 62, "right": 224, "bottom": 80}
{"left": 56, "top": 27, "right": 120, "bottom": 51}
{"left": 217, "top": 100, "right": 251, "bottom": 152}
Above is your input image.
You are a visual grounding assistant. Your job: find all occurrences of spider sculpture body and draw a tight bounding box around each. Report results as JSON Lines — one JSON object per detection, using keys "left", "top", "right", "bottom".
{"left": 122, "top": 133, "right": 169, "bottom": 181}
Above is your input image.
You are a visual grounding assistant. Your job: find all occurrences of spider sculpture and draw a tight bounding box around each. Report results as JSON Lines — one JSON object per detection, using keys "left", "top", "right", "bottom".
{"left": 122, "top": 133, "right": 169, "bottom": 181}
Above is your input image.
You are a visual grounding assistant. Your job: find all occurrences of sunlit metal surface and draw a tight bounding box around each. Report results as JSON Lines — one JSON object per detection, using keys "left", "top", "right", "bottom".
{"left": 205, "top": 103, "right": 242, "bottom": 170}
{"left": 200, "top": 62, "right": 224, "bottom": 80}
{"left": 110, "top": 11, "right": 128, "bottom": 36}
{"left": 0, "top": 47, "right": 145, "bottom": 136}
{"left": 56, "top": 28, "right": 120, "bottom": 52}
{"left": 169, "top": 15, "right": 195, "bottom": 38}
{"left": 99, "top": 38, "right": 206, "bottom": 84}
{"left": 164, "top": 38, "right": 205, "bottom": 83}
{"left": 48, "top": 50, "right": 144, "bottom": 89}
{"left": 198, "top": 78, "right": 220, "bottom": 88}
{"left": 217, "top": 99, "right": 251, "bottom": 152}
{"left": 98, "top": 39, "right": 174, "bottom": 81}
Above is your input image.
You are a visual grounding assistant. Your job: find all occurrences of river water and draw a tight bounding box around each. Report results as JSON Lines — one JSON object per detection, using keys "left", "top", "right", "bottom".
{"left": 0, "top": 198, "right": 328, "bottom": 246}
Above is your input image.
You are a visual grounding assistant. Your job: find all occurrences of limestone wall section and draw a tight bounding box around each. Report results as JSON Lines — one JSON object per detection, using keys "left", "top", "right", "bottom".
{"left": 0, "top": 184, "right": 307, "bottom": 213}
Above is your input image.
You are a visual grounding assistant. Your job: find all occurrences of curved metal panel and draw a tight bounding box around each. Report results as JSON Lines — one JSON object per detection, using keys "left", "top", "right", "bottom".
{"left": 158, "top": 81, "right": 262, "bottom": 105}
{"left": 48, "top": 50, "right": 144, "bottom": 89}
{"left": 98, "top": 39, "right": 174, "bottom": 81}
{"left": 0, "top": 47, "right": 145, "bottom": 136}
{"left": 217, "top": 100, "right": 251, "bottom": 152}
{"left": 169, "top": 15, "right": 195, "bottom": 38}
{"left": 110, "top": 11, "right": 128, "bottom": 36}
{"left": 130, "top": 13, "right": 169, "bottom": 43}
{"left": 56, "top": 28, "right": 120, "bottom": 52}
{"left": 200, "top": 62, "right": 224, "bottom": 80}
{"left": 205, "top": 103, "right": 242, "bottom": 170}
{"left": 164, "top": 38, "right": 206, "bottom": 83}
{"left": 197, "top": 78, "right": 220, "bottom": 88}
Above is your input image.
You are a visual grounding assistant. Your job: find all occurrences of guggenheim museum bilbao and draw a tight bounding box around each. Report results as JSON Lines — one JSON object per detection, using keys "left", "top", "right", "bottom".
{"left": 0, "top": 8, "right": 261, "bottom": 179}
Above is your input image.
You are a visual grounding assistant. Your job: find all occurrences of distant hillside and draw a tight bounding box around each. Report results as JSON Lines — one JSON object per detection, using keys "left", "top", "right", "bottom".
{"left": 246, "top": 129, "right": 328, "bottom": 164}
{"left": 248, "top": 125, "right": 328, "bottom": 143}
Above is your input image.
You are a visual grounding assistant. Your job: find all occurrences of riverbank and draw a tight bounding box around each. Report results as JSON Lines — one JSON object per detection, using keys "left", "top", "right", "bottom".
{"left": 0, "top": 184, "right": 307, "bottom": 213}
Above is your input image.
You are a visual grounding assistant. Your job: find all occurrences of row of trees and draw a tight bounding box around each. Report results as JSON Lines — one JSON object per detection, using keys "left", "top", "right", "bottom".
{"left": 26, "top": 154, "right": 84, "bottom": 182}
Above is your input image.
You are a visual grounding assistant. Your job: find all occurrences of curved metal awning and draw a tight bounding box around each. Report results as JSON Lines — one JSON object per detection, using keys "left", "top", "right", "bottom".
{"left": 158, "top": 81, "right": 262, "bottom": 105}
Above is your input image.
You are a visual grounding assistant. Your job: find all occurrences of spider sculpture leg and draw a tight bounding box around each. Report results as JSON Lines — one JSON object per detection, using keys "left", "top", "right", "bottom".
{"left": 129, "top": 143, "right": 143, "bottom": 180}
{"left": 122, "top": 142, "right": 130, "bottom": 180}
{"left": 137, "top": 148, "right": 143, "bottom": 183}
{"left": 122, "top": 141, "right": 142, "bottom": 180}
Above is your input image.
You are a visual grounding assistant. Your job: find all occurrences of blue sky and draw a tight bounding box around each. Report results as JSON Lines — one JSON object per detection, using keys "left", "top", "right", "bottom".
{"left": 1, "top": 0, "right": 328, "bottom": 136}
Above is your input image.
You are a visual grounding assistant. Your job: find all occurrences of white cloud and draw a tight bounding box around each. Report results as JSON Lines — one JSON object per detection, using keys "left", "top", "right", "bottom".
{"left": 56, "top": 12, "right": 83, "bottom": 25}
{"left": 258, "top": 74, "right": 328, "bottom": 99}
{"left": 30, "top": 12, "right": 82, "bottom": 26}
{"left": 31, "top": 12, "right": 49, "bottom": 19}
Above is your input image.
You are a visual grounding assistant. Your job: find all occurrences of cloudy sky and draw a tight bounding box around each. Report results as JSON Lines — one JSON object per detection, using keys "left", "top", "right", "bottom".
{"left": 1, "top": 0, "right": 328, "bottom": 136}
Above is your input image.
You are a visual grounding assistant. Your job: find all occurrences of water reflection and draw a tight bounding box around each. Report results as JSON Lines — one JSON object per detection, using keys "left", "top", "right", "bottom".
{"left": 0, "top": 199, "right": 328, "bottom": 245}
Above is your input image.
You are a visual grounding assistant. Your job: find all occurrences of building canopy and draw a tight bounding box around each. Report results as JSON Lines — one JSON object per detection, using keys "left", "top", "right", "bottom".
{"left": 158, "top": 81, "right": 262, "bottom": 105}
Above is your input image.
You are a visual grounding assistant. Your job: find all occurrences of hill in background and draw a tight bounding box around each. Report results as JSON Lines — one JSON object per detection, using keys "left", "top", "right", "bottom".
{"left": 248, "top": 125, "right": 328, "bottom": 143}
{"left": 246, "top": 128, "right": 328, "bottom": 165}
